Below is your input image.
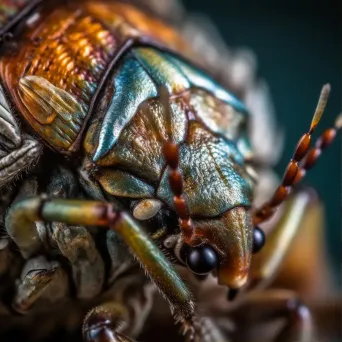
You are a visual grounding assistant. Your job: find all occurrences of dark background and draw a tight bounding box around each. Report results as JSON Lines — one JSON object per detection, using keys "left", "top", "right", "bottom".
{"left": 182, "top": 0, "right": 341, "bottom": 283}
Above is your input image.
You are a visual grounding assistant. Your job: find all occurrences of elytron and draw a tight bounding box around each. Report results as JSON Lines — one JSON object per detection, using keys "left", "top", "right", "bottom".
{"left": 0, "top": 0, "right": 340, "bottom": 341}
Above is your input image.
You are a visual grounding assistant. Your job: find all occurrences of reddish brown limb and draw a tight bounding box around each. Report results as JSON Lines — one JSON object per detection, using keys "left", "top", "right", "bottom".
{"left": 163, "top": 141, "right": 194, "bottom": 243}
{"left": 294, "top": 113, "right": 342, "bottom": 184}
{"left": 158, "top": 86, "right": 195, "bottom": 244}
{"left": 252, "top": 85, "right": 338, "bottom": 225}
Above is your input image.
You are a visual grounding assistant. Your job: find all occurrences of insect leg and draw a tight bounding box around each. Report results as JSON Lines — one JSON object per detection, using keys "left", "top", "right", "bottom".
{"left": 206, "top": 188, "right": 338, "bottom": 341}
{"left": 4, "top": 177, "right": 44, "bottom": 259}
{"left": 248, "top": 188, "right": 320, "bottom": 291}
{"left": 12, "top": 256, "right": 69, "bottom": 314}
{"left": 83, "top": 302, "right": 135, "bottom": 342}
{"left": 0, "top": 135, "right": 42, "bottom": 187}
{"left": 84, "top": 275, "right": 155, "bottom": 342}
{"left": 52, "top": 223, "right": 105, "bottom": 299}
{"left": 0, "top": 84, "right": 42, "bottom": 188}
{"left": 231, "top": 290, "right": 313, "bottom": 342}
{"left": 5, "top": 196, "right": 196, "bottom": 337}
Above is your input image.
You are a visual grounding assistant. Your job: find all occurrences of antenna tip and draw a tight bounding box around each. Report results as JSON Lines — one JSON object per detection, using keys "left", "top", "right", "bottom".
{"left": 309, "top": 83, "right": 331, "bottom": 133}
{"left": 320, "top": 84, "right": 331, "bottom": 100}
{"left": 322, "top": 83, "right": 331, "bottom": 92}
{"left": 335, "top": 113, "right": 342, "bottom": 129}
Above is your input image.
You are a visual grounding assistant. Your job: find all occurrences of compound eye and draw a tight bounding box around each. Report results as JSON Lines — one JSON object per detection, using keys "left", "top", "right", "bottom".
{"left": 181, "top": 245, "right": 219, "bottom": 275}
{"left": 253, "top": 226, "right": 266, "bottom": 253}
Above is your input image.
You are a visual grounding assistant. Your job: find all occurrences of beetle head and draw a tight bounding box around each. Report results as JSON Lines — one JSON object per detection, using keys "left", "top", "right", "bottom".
{"left": 84, "top": 84, "right": 263, "bottom": 292}
{"left": 157, "top": 119, "right": 259, "bottom": 291}
{"left": 181, "top": 207, "right": 253, "bottom": 289}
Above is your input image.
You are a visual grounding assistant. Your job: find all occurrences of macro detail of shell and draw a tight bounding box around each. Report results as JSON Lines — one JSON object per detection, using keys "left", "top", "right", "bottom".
{"left": 0, "top": 1, "right": 284, "bottom": 341}
{"left": 0, "top": 84, "right": 42, "bottom": 187}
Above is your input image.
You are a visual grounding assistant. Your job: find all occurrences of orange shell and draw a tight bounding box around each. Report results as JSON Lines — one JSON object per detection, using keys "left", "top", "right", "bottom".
{"left": 0, "top": 0, "right": 191, "bottom": 153}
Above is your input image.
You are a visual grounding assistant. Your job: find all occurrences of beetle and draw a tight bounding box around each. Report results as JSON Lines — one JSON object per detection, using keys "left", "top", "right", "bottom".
{"left": 0, "top": 0, "right": 340, "bottom": 341}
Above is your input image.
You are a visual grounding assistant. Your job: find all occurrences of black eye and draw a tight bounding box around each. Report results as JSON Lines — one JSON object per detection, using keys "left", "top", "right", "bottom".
{"left": 182, "top": 245, "right": 218, "bottom": 275}
{"left": 253, "top": 226, "right": 265, "bottom": 253}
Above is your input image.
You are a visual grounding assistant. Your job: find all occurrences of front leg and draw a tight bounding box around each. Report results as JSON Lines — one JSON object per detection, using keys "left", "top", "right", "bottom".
{"left": 52, "top": 223, "right": 105, "bottom": 299}
{"left": 83, "top": 276, "right": 154, "bottom": 342}
{"left": 5, "top": 195, "right": 196, "bottom": 340}
{"left": 4, "top": 177, "right": 42, "bottom": 258}
{"left": 0, "top": 85, "right": 42, "bottom": 188}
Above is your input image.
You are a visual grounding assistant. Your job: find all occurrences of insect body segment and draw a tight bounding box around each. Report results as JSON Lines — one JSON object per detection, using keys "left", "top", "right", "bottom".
{"left": 87, "top": 46, "right": 249, "bottom": 163}
{"left": 1, "top": 1, "right": 255, "bottom": 339}
{"left": 81, "top": 45, "right": 255, "bottom": 289}
{"left": 0, "top": 0, "right": 191, "bottom": 154}
{"left": 0, "top": 1, "right": 340, "bottom": 342}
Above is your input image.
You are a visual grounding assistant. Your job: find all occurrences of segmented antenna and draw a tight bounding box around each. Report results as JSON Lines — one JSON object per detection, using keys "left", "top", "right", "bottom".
{"left": 159, "top": 87, "right": 195, "bottom": 243}
{"left": 141, "top": 86, "right": 194, "bottom": 243}
{"left": 293, "top": 113, "right": 342, "bottom": 184}
{"left": 253, "top": 84, "right": 340, "bottom": 225}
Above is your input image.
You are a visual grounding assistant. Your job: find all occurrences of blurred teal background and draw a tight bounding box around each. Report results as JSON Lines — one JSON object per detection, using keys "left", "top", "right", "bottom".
{"left": 183, "top": 0, "right": 341, "bottom": 282}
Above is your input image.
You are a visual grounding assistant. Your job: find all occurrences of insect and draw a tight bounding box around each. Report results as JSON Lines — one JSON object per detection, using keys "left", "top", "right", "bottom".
{"left": 0, "top": 0, "right": 340, "bottom": 341}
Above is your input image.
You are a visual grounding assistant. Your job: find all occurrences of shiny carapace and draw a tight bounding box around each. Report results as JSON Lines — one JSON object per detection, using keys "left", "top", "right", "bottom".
{"left": 0, "top": 1, "right": 340, "bottom": 341}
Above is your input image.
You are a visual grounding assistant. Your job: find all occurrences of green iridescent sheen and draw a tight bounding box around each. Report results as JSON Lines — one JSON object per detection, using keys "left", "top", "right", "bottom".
{"left": 90, "top": 46, "right": 253, "bottom": 216}
{"left": 132, "top": 47, "right": 190, "bottom": 92}
{"left": 94, "top": 54, "right": 158, "bottom": 161}
{"left": 115, "top": 213, "right": 193, "bottom": 318}
{"left": 95, "top": 169, "right": 155, "bottom": 199}
{"left": 7, "top": 197, "right": 194, "bottom": 318}
{"left": 157, "top": 121, "right": 253, "bottom": 217}
{"left": 93, "top": 47, "right": 248, "bottom": 162}
{"left": 165, "top": 53, "right": 248, "bottom": 114}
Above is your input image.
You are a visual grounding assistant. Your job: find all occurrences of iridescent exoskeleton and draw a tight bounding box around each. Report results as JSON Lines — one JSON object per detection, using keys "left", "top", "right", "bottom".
{"left": 0, "top": 1, "right": 340, "bottom": 341}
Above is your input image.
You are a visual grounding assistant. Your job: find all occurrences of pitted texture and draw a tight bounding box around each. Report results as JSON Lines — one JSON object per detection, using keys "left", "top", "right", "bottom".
{"left": 93, "top": 55, "right": 158, "bottom": 161}
{"left": 83, "top": 1, "right": 188, "bottom": 51}
{"left": 95, "top": 169, "right": 155, "bottom": 199}
{"left": 0, "top": 4, "right": 117, "bottom": 152}
{"left": 0, "top": 1, "right": 192, "bottom": 154}
{"left": 89, "top": 47, "right": 247, "bottom": 163}
{"left": 158, "top": 121, "right": 253, "bottom": 217}
{"left": 89, "top": 96, "right": 187, "bottom": 182}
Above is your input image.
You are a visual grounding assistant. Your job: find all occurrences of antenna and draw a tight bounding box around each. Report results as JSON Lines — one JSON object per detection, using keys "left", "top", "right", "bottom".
{"left": 253, "top": 84, "right": 340, "bottom": 225}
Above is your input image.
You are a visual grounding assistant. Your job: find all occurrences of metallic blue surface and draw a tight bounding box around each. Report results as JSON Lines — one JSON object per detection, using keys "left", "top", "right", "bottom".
{"left": 93, "top": 96, "right": 188, "bottom": 183}
{"left": 93, "top": 54, "right": 158, "bottom": 161}
{"left": 94, "top": 47, "right": 249, "bottom": 162}
{"left": 188, "top": 89, "right": 249, "bottom": 155}
{"left": 132, "top": 47, "right": 190, "bottom": 93}
{"left": 157, "top": 122, "right": 253, "bottom": 217}
{"left": 165, "top": 53, "right": 248, "bottom": 114}
{"left": 96, "top": 169, "right": 155, "bottom": 198}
